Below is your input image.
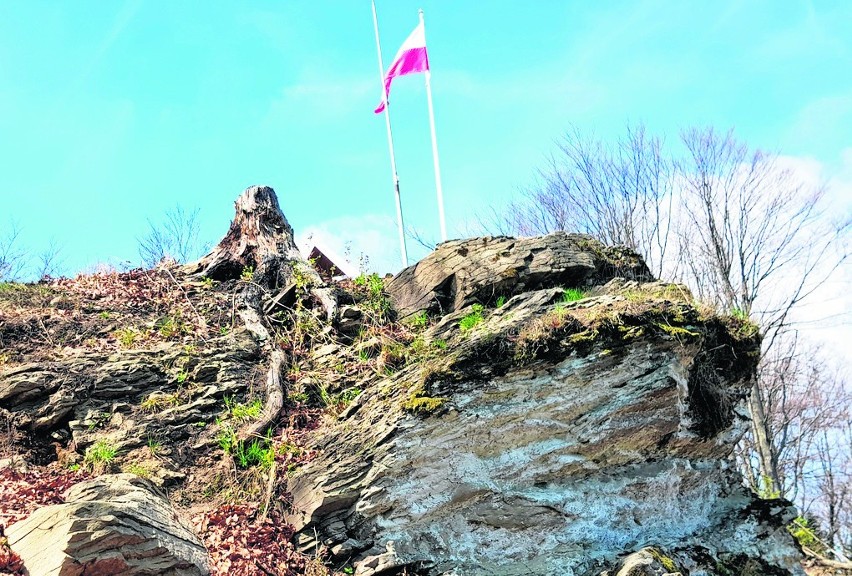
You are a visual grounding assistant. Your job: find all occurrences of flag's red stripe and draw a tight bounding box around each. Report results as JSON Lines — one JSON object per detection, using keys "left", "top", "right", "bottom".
{"left": 375, "top": 46, "right": 429, "bottom": 113}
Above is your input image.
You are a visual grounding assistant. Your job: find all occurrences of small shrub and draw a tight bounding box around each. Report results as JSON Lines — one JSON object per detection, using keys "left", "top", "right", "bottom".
{"left": 788, "top": 516, "right": 828, "bottom": 556}
{"left": 291, "top": 261, "right": 315, "bottom": 292}
{"left": 432, "top": 339, "right": 447, "bottom": 350}
{"left": 240, "top": 265, "right": 254, "bottom": 282}
{"left": 354, "top": 273, "right": 392, "bottom": 320}
{"left": 496, "top": 296, "right": 507, "bottom": 308}
{"left": 459, "top": 304, "right": 485, "bottom": 332}
{"left": 410, "top": 310, "right": 429, "bottom": 328}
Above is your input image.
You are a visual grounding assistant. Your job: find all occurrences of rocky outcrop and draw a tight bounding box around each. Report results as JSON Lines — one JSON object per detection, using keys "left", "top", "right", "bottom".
{"left": 386, "top": 233, "right": 651, "bottom": 318}
{"left": 6, "top": 473, "right": 209, "bottom": 575}
{"left": 0, "top": 331, "right": 261, "bottom": 482}
{"left": 0, "top": 191, "right": 808, "bottom": 576}
{"left": 287, "top": 241, "right": 801, "bottom": 574}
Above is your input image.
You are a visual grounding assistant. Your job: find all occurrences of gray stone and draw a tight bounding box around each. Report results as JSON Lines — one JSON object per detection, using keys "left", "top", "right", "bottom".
{"left": 385, "top": 232, "right": 651, "bottom": 318}
{"left": 286, "top": 282, "right": 802, "bottom": 575}
{"left": 6, "top": 473, "right": 209, "bottom": 575}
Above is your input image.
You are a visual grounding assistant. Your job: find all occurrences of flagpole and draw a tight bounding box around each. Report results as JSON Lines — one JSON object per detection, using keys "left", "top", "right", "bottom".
{"left": 419, "top": 8, "right": 447, "bottom": 243}
{"left": 372, "top": 0, "right": 409, "bottom": 269}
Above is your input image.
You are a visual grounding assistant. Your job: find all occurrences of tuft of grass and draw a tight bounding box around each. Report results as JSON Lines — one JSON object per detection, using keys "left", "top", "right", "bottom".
{"left": 224, "top": 397, "right": 263, "bottom": 422}
{"left": 410, "top": 310, "right": 429, "bottom": 328}
{"left": 335, "top": 387, "right": 362, "bottom": 406}
{"left": 378, "top": 339, "right": 407, "bottom": 373}
{"left": 124, "top": 463, "right": 151, "bottom": 478}
{"left": 147, "top": 436, "right": 161, "bottom": 455}
{"left": 217, "top": 426, "right": 237, "bottom": 453}
{"left": 240, "top": 265, "right": 254, "bottom": 282}
{"left": 84, "top": 440, "right": 118, "bottom": 468}
{"left": 115, "top": 327, "right": 140, "bottom": 348}
{"left": 459, "top": 304, "right": 485, "bottom": 332}
{"left": 495, "top": 295, "right": 507, "bottom": 308}
{"left": 156, "top": 314, "right": 187, "bottom": 339}
{"left": 218, "top": 426, "right": 275, "bottom": 469}
{"left": 141, "top": 391, "right": 181, "bottom": 412}
{"left": 730, "top": 307, "right": 749, "bottom": 321}
{"left": 236, "top": 439, "right": 276, "bottom": 469}
{"left": 432, "top": 338, "right": 448, "bottom": 350}
{"left": 562, "top": 288, "right": 587, "bottom": 303}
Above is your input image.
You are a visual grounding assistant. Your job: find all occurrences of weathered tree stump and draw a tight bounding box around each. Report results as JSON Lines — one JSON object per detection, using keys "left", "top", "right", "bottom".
{"left": 185, "top": 185, "right": 302, "bottom": 287}
{"left": 183, "top": 185, "right": 338, "bottom": 441}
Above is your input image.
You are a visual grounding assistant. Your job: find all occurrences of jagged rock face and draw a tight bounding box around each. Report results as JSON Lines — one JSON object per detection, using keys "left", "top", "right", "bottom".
{"left": 6, "top": 473, "right": 209, "bottom": 575}
{"left": 287, "top": 240, "right": 801, "bottom": 575}
{"left": 386, "top": 233, "right": 651, "bottom": 318}
{"left": 0, "top": 331, "right": 260, "bottom": 481}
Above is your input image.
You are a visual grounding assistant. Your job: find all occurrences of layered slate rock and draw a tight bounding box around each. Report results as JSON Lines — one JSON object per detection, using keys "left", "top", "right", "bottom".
{"left": 385, "top": 232, "right": 651, "bottom": 318}
{"left": 287, "top": 239, "right": 802, "bottom": 575}
{"left": 6, "top": 473, "right": 209, "bottom": 575}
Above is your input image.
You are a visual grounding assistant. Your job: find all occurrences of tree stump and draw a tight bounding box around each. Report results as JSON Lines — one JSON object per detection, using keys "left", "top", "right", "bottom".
{"left": 185, "top": 185, "right": 302, "bottom": 287}
{"left": 183, "top": 185, "right": 338, "bottom": 440}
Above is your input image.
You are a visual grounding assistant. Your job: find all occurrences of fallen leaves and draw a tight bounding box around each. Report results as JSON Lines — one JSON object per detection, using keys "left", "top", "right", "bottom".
{"left": 193, "top": 504, "right": 319, "bottom": 576}
{"left": 0, "top": 467, "right": 89, "bottom": 576}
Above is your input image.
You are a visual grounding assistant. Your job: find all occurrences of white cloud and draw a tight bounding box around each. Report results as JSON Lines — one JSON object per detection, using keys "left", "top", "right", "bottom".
{"left": 295, "top": 212, "right": 405, "bottom": 276}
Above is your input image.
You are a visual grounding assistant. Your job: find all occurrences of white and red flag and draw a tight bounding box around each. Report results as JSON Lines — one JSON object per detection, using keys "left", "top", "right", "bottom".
{"left": 374, "top": 22, "right": 429, "bottom": 114}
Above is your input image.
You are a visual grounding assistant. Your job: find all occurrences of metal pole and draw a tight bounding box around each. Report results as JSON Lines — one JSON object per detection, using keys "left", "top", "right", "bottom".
{"left": 419, "top": 8, "right": 447, "bottom": 243}
{"left": 372, "top": 0, "right": 409, "bottom": 269}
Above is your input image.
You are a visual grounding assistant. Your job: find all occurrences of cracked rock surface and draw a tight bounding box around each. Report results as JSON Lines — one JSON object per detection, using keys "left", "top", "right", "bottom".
{"left": 5, "top": 473, "right": 209, "bottom": 575}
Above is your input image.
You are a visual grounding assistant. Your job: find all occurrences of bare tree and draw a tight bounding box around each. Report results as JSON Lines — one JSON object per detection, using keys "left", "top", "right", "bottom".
{"left": 497, "top": 124, "right": 851, "bottom": 507}
{"left": 35, "top": 240, "right": 65, "bottom": 279}
{"left": 676, "top": 127, "right": 850, "bottom": 496}
{"left": 138, "top": 205, "right": 207, "bottom": 268}
{"left": 0, "top": 221, "right": 27, "bottom": 281}
{"left": 504, "top": 124, "right": 675, "bottom": 277}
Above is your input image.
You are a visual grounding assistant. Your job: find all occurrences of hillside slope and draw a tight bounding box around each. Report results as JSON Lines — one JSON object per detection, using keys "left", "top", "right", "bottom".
{"left": 1, "top": 187, "right": 803, "bottom": 576}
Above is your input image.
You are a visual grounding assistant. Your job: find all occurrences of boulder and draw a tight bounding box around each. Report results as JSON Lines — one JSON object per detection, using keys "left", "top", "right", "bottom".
{"left": 6, "top": 473, "right": 209, "bottom": 576}
{"left": 385, "top": 232, "right": 651, "bottom": 318}
{"left": 286, "top": 251, "right": 802, "bottom": 574}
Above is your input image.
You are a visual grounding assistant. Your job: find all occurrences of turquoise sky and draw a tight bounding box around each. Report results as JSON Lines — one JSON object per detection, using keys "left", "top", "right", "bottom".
{"left": 1, "top": 0, "right": 851, "bottom": 276}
